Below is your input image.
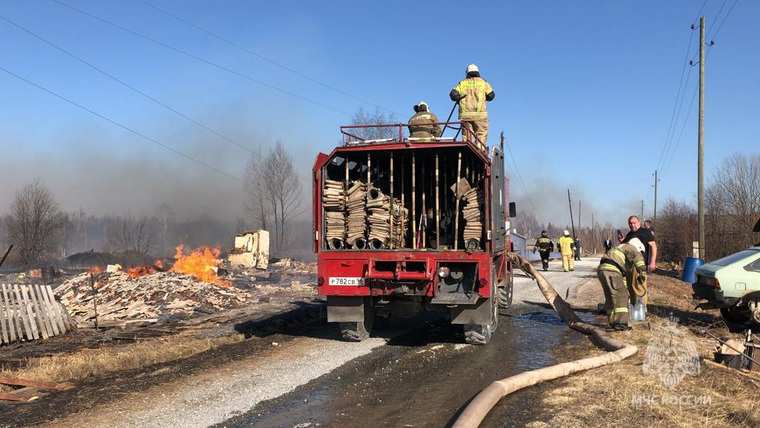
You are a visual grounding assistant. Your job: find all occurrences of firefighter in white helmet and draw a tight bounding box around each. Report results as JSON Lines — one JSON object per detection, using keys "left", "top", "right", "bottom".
{"left": 450, "top": 64, "right": 495, "bottom": 151}
{"left": 557, "top": 230, "right": 576, "bottom": 272}
{"left": 597, "top": 238, "right": 647, "bottom": 331}
{"left": 408, "top": 101, "right": 441, "bottom": 140}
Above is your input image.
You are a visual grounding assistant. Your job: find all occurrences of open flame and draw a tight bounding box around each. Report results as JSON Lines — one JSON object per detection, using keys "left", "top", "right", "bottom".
{"left": 88, "top": 267, "right": 103, "bottom": 274}
{"left": 126, "top": 260, "right": 164, "bottom": 278}
{"left": 170, "top": 245, "right": 230, "bottom": 287}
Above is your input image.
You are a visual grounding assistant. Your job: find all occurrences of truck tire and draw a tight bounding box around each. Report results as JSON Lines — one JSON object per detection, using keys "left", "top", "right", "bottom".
{"left": 498, "top": 274, "right": 514, "bottom": 310}
{"left": 339, "top": 298, "right": 375, "bottom": 341}
{"left": 464, "top": 286, "right": 498, "bottom": 345}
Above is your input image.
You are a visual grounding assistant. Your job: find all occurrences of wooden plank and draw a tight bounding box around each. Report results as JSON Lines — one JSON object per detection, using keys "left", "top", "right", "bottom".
{"left": 0, "top": 376, "right": 74, "bottom": 390}
{"left": 0, "top": 386, "right": 39, "bottom": 402}
{"left": 26, "top": 284, "right": 49, "bottom": 340}
{"left": 44, "top": 285, "right": 67, "bottom": 334}
{"left": 0, "top": 391, "right": 38, "bottom": 402}
{"left": 8, "top": 284, "right": 20, "bottom": 342}
{"left": 0, "top": 285, "right": 10, "bottom": 345}
{"left": 36, "top": 284, "right": 59, "bottom": 336}
{"left": 17, "top": 284, "right": 37, "bottom": 341}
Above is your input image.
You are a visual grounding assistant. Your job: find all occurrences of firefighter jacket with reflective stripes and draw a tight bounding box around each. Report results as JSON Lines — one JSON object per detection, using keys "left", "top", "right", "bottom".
{"left": 408, "top": 111, "right": 442, "bottom": 138}
{"left": 598, "top": 243, "right": 646, "bottom": 277}
{"left": 450, "top": 76, "right": 495, "bottom": 121}
{"left": 557, "top": 236, "right": 575, "bottom": 256}
{"left": 535, "top": 236, "right": 554, "bottom": 253}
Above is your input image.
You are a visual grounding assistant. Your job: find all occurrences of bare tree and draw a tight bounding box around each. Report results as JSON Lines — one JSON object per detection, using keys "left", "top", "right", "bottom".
{"left": 244, "top": 147, "right": 270, "bottom": 231}
{"left": 349, "top": 107, "right": 399, "bottom": 141}
{"left": 4, "top": 179, "right": 65, "bottom": 267}
{"left": 263, "top": 141, "right": 303, "bottom": 252}
{"left": 106, "top": 214, "right": 155, "bottom": 255}
{"left": 657, "top": 198, "right": 697, "bottom": 263}
{"left": 705, "top": 153, "right": 760, "bottom": 257}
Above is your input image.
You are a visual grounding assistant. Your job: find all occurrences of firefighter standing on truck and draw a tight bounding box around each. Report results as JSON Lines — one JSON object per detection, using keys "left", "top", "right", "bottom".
{"left": 450, "top": 64, "right": 495, "bottom": 151}
{"left": 533, "top": 230, "right": 554, "bottom": 271}
{"left": 597, "top": 238, "right": 647, "bottom": 331}
{"left": 408, "top": 101, "right": 441, "bottom": 140}
{"left": 557, "top": 230, "right": 575, "bottom": 272}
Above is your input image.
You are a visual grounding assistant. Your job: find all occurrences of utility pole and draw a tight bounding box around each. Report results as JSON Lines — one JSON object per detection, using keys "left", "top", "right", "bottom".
{"left": 591, "top": 212, "right": 595, "bottom": 253}
{"left": 578, "top": 201, "right": 582, "bottom": 237}
{"left": 697, "top": 15, "right": 706, "bottom": 260}
{"left": 653, "top": 169, "right": 658, "bottom": 227}
{"left": 567, "top": 189, "right": 576, "bottom": 238}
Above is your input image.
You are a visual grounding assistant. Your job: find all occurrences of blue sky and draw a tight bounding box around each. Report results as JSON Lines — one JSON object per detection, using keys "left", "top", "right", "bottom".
{"left": 0, "top": 0, "right": 757, "bottom": 229}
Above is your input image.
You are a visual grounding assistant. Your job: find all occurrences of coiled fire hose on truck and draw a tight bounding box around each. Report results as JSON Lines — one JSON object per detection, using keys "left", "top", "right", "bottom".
{"left": 452, "top": 253, "right": 638, "bottom": 428}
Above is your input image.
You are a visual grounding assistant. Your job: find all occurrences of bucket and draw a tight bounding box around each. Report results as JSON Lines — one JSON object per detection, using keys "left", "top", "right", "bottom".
{"left": 682, "top": 257, "right": 705, "bottom": 283}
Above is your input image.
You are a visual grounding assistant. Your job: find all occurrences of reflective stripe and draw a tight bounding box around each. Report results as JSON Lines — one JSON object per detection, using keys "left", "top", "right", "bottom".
{"left": 598, "top": 263, "right": 622, "bottom": 274}
{"left": 610, "top": 249, "right": 625, "bottom": 260}
{"left": 611, "top": 307, "right": 629, "bottom": 314}
{"left": 635, "top": 261, "right": 645, "bottom": 268}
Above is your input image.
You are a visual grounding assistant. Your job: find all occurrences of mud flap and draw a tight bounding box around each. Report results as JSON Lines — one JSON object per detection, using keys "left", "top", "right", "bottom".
{"left": 327, "top": 296, "right": 366, "bottom": 322}
{"left": 450, "top": 298, "right": 492, "bottom": 325}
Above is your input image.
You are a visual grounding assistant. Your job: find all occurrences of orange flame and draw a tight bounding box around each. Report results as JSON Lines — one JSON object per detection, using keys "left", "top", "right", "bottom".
{"left": 169, "top": 245, "right": 229, "bottom": 287}
{"left": 126, "top": 259, "right": 166, "bottom": 278}
{"left": 88, "top": 267, "right": 103, "bottom": 274}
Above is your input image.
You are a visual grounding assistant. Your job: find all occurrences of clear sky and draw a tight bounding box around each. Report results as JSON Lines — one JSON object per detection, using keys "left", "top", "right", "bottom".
{"left": 0, "top": 0, "right": 757, "bottom": 229}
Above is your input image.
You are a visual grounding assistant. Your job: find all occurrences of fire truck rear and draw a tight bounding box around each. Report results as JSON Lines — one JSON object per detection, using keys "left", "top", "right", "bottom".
{"left": 312, "top": 123, "right": 516, "bottom": 345}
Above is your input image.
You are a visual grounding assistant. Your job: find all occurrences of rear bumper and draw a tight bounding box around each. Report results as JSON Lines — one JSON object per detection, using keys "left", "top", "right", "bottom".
{"left": 692, "top": 282, "right": 740, "bottom": 308}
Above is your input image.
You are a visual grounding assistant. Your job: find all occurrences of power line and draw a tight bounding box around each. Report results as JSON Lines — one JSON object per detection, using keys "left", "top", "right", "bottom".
{"left": 710, "top": 0, "right": 740, "bottom": 41}
{"left": 655, "top": 25, "right": 696, "bottom": 173}
{"left": 51, "top": 0, "right": 351, "bottom": 116}
{"left": 0, "top": 65, "right": 242, "bottom": 183}
{"left": 706, "top": 0, "right": 729, "bottom": 40}
{"left": 503, "top": 135, "right": 534, "bottom": 210}
{"left": 136, "top": 0, "right": 399, "bottom": 117}
{"left": 0, "top": 13, "right": 255, "bottom": 155}
{"left": 662, "top": 81, "right": 699, "bottom": 178}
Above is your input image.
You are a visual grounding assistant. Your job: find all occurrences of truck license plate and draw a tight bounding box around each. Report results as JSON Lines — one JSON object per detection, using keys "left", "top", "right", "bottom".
{"left": 329, "top": 277, "right": 365, "bottom": 286}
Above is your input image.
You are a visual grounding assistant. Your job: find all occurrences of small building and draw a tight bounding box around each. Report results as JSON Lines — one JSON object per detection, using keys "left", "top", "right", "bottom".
{"left": 228, "top": 230, "right": 269, "bottom": 270}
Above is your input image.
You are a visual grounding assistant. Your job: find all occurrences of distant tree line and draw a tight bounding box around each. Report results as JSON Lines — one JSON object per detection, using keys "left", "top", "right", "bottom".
{"left": 513, "top": 153, "right": 760, "bottom": 263}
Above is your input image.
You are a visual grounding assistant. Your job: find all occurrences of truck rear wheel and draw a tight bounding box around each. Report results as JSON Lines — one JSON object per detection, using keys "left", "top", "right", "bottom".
{"left": 498, "top": 274, "right": 514, "bottom": 310}
{"left": 464, "top": 286, "right": 499, "bottom": 345}
{"left": 339, "top": 298, "right": 375, "bottom": 341}
{"left": 720, "top": 306, "right": 750, "bottom": 324}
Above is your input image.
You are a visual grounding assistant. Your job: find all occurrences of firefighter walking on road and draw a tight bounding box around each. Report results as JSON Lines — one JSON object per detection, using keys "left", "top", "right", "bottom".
{"left": 533, "top": 230, "right": 554, "bottom": 271}
{"left": 557, "top": 230, "right": 575, "bottom": 272}
{"left": 450, "top": 64, "right": 495, "bottom": 151}
{"left": 597, "top": 238, "right": 647, "bottom": 331}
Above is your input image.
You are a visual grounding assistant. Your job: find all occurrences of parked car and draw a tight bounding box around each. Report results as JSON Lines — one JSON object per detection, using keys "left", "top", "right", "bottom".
{"left": 692, "top": 246, "right": 760, "bottom": 324}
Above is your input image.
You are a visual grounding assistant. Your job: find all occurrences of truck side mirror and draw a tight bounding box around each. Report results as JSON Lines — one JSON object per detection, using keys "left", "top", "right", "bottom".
{"left": 509, "top": 202, "right": 517, "bottom": 218}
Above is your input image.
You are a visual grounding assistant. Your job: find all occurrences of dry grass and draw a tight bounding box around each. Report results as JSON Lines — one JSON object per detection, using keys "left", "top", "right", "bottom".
{"left": 535, "top": 274, "right": 760, "bottom": 428}
{"left": 0, "top": 333, "right": 245, "bottom": 384}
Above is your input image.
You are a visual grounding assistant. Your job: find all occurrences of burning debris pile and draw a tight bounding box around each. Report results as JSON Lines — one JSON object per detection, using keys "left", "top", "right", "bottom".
{"left": 55, "top": 246, "right": 251, "bottom": 326}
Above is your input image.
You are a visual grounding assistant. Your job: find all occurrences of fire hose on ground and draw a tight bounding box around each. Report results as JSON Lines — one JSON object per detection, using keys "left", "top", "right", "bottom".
{"left": 452, "top": 253, "right": 638, "bottom": 428}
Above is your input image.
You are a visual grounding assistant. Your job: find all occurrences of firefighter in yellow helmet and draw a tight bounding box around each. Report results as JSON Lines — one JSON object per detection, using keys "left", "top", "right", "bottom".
{"left": 557, "top": 230, "right": 576, "bottom": 272}
{"left": 597, "top": 238, "right": 647, "bottom": 331}
{"left": 450, "top": 64, "right": 495, "bottom": 151}
{"left": 408, "top": 101, "right": 441, "bottom": 140}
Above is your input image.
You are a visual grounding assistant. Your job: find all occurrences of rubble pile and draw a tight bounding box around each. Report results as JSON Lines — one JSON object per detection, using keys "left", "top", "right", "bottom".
{"left": 55, "top": 271, "right": 255, "bottom": 325}
{"left": 345, "top": 180, "right": 368, "bottom": 249}
{"left": 323, "top": 179, "right": 346, "bottom": 249}
{"left": 462, "top": 188, "right": 484, "bottom": 245}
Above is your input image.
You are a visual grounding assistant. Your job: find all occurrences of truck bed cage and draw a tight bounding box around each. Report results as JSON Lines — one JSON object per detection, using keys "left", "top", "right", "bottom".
{"left": 340, "top": 122, "right": 486, "bottom": 152}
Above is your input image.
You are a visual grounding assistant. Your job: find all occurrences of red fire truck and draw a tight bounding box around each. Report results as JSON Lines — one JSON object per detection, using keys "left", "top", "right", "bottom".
{"left": 312, "top": 123, "right": 515, "bottom": 345}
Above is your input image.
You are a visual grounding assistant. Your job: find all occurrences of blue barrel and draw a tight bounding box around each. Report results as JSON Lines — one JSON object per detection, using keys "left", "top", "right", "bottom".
{"left": 682, "top": 257, "right": 705, "bottom": 283}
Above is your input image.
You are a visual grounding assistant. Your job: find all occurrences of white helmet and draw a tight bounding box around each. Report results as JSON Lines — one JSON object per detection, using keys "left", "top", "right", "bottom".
{"left": 628, "top": 238, "right": 645, "bottom": 254}
{"left": 466, "top": 63, "right": 479, "bottom": 74}
{"left": 417, "top": 101, "right": 428, "bottom": 111}
{"left": 563, "top": 230, "right": 570, "bottom": 236}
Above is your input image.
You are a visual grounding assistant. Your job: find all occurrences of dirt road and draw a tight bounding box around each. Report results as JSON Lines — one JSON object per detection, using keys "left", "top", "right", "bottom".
{"left": 32, "top": 259, "right": 601, "bottom": 428}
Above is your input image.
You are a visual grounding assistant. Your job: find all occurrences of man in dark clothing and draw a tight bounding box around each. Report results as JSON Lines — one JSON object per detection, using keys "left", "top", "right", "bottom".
{"left": 623, "top": 215, "right": 657, "bottom": 273}
{"left": 533, "top": 230, "right": 554, "bottom": 271}
{"left": 603, "top": 238, "right": 613, "bottom": 253}
{"left": 574, "top": 236, "right": 582, "bottom": 261}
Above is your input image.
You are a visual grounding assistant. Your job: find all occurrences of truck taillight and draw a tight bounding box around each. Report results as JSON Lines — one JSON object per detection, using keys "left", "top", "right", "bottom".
{"left": 479, "top": 277, "right": 488, "bottom": 288}
{"left": 318, "top": 276, "right": 325, "bottom": 286}
{"left": 437, "top": 266, "right": 451, "bottom": 278}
